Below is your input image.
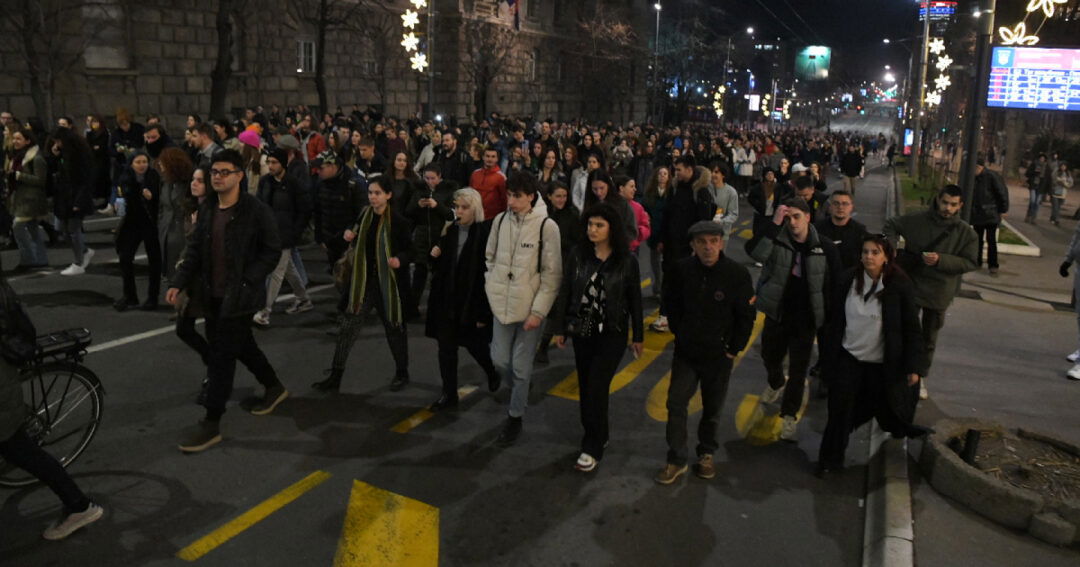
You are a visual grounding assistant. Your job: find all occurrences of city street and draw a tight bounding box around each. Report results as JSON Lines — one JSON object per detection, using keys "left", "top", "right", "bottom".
{"left": 0, "top": 164, "right": 899, "bottom": 566}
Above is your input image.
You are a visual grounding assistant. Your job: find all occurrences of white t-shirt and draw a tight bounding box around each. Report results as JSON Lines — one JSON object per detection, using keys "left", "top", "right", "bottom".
{"left": 843, "top": 273, "right": 885, "bottom": 363}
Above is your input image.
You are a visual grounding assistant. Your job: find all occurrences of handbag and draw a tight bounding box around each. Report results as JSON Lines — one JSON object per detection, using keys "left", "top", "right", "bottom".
{"left": 333, "top": 243, "right": 355, "bottom": 291}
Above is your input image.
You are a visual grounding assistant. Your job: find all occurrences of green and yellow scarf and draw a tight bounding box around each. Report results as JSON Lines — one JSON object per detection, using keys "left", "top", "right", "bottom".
{"left": 347, "top": 207, "right": 403, "bottom": 325}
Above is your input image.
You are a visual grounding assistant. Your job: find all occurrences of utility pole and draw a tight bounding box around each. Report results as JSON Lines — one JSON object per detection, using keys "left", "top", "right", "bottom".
{"left": 959, "top": 0, "right": 996, "bottom": 223}
{"left": 909, "top": 2, "right": 932, "bottom": 181}
{"left": 427, "top": 0, "right": 435, "bottom": 119}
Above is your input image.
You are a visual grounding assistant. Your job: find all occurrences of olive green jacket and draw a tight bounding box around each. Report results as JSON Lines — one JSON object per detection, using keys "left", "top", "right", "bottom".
{"left": 884, "top": 209, "right": 978, "bottom": 311}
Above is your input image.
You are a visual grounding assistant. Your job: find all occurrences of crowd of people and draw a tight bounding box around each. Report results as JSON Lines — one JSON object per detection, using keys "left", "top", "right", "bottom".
{"left": 1, "top": 104, "right": 996, "bottom": 541}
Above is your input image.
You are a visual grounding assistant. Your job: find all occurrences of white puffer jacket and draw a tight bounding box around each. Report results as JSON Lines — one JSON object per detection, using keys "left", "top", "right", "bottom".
{"left": 484, "top": 198, "right": 563, "bottom": 325}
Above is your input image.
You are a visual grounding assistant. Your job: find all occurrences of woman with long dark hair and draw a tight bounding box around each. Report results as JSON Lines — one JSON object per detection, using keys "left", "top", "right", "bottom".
{"left": 383, "top": 150, "right": 419, "bottom": 212}
{"left": 817, "top": 234, "right": 930, "bottom": 477}
{"left": 114, "top": 151, "right": 162, "bottom": 311}
{"left": 85, "top": 114, "right": 111, "bottom": 202}
{"left": 583, "top": 170, "right": 637, "bottom": 246}
{"left": 46, "top": 127, "right": 95, "bottom": 276}
{"left": 424, "top": 188, "right": 500, "bottom": 410}
{"left": 550, "top": 203, "right": 644, "bottom": 472}
{"left": 537, "top": 148, "right": 566, "bottom": 186}
{"left": 212, "top": 118, "right": 239, "bottom": 152}
{"left": 642, "top": 165, "right": 672, "bottom": 301}
{"left": 156, "top": 147, "right": 195, "bottom": 282}
{"left": 535, "top": 181, "right": 581, "bottom": 365}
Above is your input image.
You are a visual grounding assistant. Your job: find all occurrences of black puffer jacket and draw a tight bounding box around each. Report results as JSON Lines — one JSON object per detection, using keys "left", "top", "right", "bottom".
{"left": 256, "top": 173, "right": 312, "bottom": 249}
{"left": 171, "top": 192, "right": 282, "bottom": 318}
{"left": 550, "top": 246, "right": 644, "bottom": 343}
{"left": 405, "top": 179, "right": 456, "bottom": 260}
{"left": 313, "top": 168, "right": 364, "bottom": 244}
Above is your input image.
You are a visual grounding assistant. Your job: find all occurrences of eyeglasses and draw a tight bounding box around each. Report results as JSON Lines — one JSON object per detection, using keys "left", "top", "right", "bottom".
{"left": 209, "top": 169, "right": 240, "bottom": 177}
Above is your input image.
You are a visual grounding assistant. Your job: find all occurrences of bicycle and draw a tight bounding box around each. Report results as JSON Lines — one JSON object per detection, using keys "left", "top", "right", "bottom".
{"left": 0, "top": 328, "right": 105, "bottom": 488}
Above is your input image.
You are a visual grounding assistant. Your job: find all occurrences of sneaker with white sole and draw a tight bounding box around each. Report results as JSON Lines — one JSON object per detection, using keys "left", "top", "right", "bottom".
{"left": 761, "top": 384, "right": 784, "bottom": 404}
{"left": 60, "top": 263, "right": 85, "bottom": 276}
{"left": 42, "top": 503, "right": 104, "bottom": 541}
{"left": 574, "top": 453, "right": 598, "bottom": 472}
{"left": 285, "top": 299, "right": 314, "bottom": 314}
{"left": 1067, "top": 350, "right": 1080, "bottom": 363}
{"left": 252, "top": 309, "right": 270, "bottom": 326}
{"left": 649, "top": 316, "right": 669, "bottom": 333}
{"left": 80, "top": 247, "right": 95, "bottom": 269}
{"left": 919, "top": 380, "right": 929, "bottom": 400}
{"left": 779, "top": 416, "right": 799, "bottom": 441}
{"left": 1067, "top": 364, "right": 1080, "bottom": 380}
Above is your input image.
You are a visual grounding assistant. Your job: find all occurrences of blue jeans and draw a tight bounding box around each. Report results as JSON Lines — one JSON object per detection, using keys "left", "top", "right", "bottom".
{"left": 290, "top": 247, "right": 309, "bottom": 287}
{"left": 491, "top": 319, "right": 544, "bottom": 418}
{"left": 12, "top": 219, "right": 49, "bottom": 266}
{"left": 1051, "top": 197, "right": 1064, "bottom": 222}
{"left": 1027, "top": 189, "right": 1040, "bottom": 219}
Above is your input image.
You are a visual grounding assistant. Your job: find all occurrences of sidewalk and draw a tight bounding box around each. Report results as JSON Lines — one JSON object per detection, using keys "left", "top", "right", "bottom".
{"left": 907, "top": 174, "right": 1080, "bottom": 563}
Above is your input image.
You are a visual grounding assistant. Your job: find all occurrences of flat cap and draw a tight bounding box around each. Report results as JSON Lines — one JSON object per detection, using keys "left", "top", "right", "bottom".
{"left": 688, "top": 220, "right": 726, "bottom": 238}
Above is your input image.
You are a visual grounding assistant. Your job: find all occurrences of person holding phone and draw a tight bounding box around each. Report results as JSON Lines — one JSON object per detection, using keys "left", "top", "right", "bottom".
{"left": 549, "top": 203, "right": 644, "bottom": 472}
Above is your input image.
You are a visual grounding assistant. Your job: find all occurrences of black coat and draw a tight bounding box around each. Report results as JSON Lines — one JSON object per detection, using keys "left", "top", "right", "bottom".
{"left": 256, "top": 173, "right": 312, "bottom": 249}
{"left": 116, "top": 167, "right": 161, "bottom": 228}
{"left": 47, "top": 153, "right": 95, "bottom": 221}
{"left": 821, "top": 269, "right": 929, "bottom": 424}
{"left": 313, "top": 169, "right": 364, "bottom": 244}
{"left": 663, "top": 253, "right": 756, "bottom": 360}
{"left": 550, "top": 246, "right": 645, "bottom": 343}
{"left": 405, "top": 180, "right": 456, "bottom": 259}
{"left": 662, "top": 170, "right": 715, "bottom": 257}
{"left": 547, "top": 202, "right": 582, "bottom": 255}
{"left": 971, "top": 169, "right": 1009, "bottom": 226}
{"left": 815, "top": 217, "right": 869, "bottom": 271}
{"left": 425, "top": 221, "right": 493, "bottom": 339}
{"left": 171, "top": 192, "right": 282, "bottom": 318}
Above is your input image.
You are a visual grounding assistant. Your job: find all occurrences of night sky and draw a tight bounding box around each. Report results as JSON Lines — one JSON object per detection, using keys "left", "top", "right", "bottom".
{"left": 697, "top": 0, "right": 928, "bottom": 83}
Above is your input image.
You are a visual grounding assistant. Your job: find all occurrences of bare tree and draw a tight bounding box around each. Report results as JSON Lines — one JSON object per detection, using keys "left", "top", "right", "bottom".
{"left": 575, "top": 0, "right": 642, "bottom": 121}
{"left": 0, "top": 0, "right": 119, "bottom": 124}
{"left": 352, "top": 9, "right": 397, "bottom": 110}
{"left": 462, "top": 18, "right": 517, "bottom": 122}
{"left": 209, "top": 0, "right": 248, "bottom": 119}
{"left": 285, "top": 0, "right": 394, "bottom": 114}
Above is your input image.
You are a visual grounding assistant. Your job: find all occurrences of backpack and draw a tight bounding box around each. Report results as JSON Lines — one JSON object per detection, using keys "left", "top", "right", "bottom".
{"left": 492, "top": 212, "right": 554, "bottom": 274}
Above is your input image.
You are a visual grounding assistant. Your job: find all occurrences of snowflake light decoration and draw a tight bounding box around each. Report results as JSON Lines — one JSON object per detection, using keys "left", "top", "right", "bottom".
{"left": 410, "top": 0, "right": 427, "bottom": 8}
{"left": 925, "top": 91, "right": 942, "bottom": 106}
{"left": 402, "top": 10, "right": 420, "bottom": 29}
{"left": 998, "top": 22, "right": 1040, "bottom": 45}
{"left": 401, "top": 33, "right": 419, "bottom": 52}
{"left": 410, "top": 52, "right": 429, "bottom": 72}
{"left": 935, "top": 55, "right": 953, "bottom": 72}
{"left": 1026, "top": 0, "right": 1067, "bottom": 19}
{"left": 928, "top": 37, "right": 945, "bottom": 55}
{"left": 934, "top": 74, "right": 952, "bottom": 91}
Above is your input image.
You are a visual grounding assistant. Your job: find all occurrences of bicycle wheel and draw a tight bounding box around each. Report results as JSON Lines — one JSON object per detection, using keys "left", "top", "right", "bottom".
{"left": 0, "top": 362, "right": 104, "bottom": 488}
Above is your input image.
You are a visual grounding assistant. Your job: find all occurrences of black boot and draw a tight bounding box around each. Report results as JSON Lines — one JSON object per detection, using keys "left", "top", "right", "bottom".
{"left": 390, "top": 373, "right": 409, "bottom": 392}
{"left": 429, "top": 394, "right": 459, "bottom": 412}
{"left": 486, "top": 368, "right": 501, "bottom": 393}
{"left": 496, "top": 415, "right": 523, "bottom": 447}
{"left": 312, "top": 368, "right": 343, "bottom": 392}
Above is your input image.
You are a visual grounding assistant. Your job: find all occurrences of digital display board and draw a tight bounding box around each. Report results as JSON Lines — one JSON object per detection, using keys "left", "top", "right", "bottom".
{"left": 795, "top": 46, "right": 831, "bottom": 81}
{"left": 919, "top": 1, "right": 957, "bottom": 21}
{"left": 987, "top": 47, "right": 1080, "bottom": 111}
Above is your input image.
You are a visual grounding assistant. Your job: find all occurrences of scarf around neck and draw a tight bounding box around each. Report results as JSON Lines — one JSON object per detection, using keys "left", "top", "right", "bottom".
{"left": 348, "top": 207, "right": 402, "bottom": 325}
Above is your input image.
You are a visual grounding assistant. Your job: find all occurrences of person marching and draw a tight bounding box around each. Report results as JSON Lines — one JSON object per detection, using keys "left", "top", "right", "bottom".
{"left": 549, "top": 203, "right": 644, "bottom": 472}
{"left": 314, "top": 177, "right": 413, "bottom": 392}
{"left": 425, "top": 188, "right": 500, "bottom": 411}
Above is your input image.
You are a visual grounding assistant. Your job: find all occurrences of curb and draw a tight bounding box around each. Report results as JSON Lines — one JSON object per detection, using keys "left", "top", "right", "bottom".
{"left": 997, "top": 219, "right": 1042, "bottom": 257}
{"left": 863, "top": 423, "right": 914, "bottom": 567}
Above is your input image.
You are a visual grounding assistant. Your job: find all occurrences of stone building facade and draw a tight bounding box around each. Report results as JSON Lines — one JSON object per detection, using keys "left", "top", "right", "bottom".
{"left": 0, "top": 0, "right": 652, "bottom": 130}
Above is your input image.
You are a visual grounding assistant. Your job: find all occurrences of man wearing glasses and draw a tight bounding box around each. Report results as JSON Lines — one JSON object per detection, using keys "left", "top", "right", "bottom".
{"left": 167, "top": 149, "right": 287, "bottom": 453}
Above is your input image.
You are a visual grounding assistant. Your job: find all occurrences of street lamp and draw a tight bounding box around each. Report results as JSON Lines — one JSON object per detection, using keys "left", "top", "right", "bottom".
{"left": 885, "top": 72, "right": 896, "bottom": 82}
{"left": 747, "top": 26, "right": 754, "bottom": 35}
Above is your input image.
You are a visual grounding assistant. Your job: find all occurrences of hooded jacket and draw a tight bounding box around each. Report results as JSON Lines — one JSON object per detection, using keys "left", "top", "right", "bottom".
{"left": 883, "top": 209, "right": 978, "bottom": 311}
{"left": 751, "top": 222, "right": 841, "bottom": 329}
{"left": 484, "top": 197, "right": 563, "bottom": 325}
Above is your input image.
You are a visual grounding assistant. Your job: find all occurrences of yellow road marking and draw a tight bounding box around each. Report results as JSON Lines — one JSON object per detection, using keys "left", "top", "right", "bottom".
{"left": 740, "top": 219, "right": 751, "bottom": 226}
{"left": 646, "top": 312, "right": 766, "bottom": 422}
{"left": 334, "top": 480, "right": 439, "bottom": 567}
{"left": 641, "top": 277, "right": 652, "bottom": 289}
{"left": 735, "top": 378, "right": 812, "bottom": 445}
{"left": 390, "top": 385, "right": 480, "bottom": 433}
{"left": 176, "top": 471, "right": 332, "bottom": 561}
{"left": 738, "top": 229, "right": 754, "bottom": 239}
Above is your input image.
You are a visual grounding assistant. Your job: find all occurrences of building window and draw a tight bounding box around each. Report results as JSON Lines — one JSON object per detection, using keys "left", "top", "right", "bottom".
{"left": 297, "top": 40, "right": 315, "bottom": 73}
{"left": 528, "top": 48, "right": 540, "bottom": 81}
{"left": 229, "top": 14, "right": 244, "bottom": 72}
{"left": 556, "top": 57, "right": 565, "bottom": 83}
{"left": 360, "top": 60, "right": 377, "bottom": 76}
{"left": 82, "top": 0, "right": 130, "bottom": 70}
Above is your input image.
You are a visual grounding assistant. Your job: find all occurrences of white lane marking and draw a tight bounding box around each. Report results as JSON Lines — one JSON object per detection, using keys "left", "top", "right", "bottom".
{"left": 85, "top": 284, "right": 335, "bottom": 354}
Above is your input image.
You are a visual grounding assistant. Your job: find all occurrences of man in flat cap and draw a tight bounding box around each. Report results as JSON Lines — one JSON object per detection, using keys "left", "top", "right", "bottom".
{"left": 655, "top": 221, "right": 757, "bottom": 485}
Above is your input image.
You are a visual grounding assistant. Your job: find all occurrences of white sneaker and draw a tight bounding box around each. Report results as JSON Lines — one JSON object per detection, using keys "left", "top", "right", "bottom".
{"left": 252, "top": 309, "right": 270, "bottom": 326}
{"left": 80, "top": 247, "right": 95, "bottom": 269}
{"left": 761, "top": 384, "right": 784, "bottom": 404}
{"left": 97, "top": 204, "right": 115, "bottom": 216}
{"left": 649, "top": 316, "right": 669, "bottom": 332}
{"left": 60, "top": 263, "right": 85, "bottom": 276}
{"left": 574, "top": 452, "right": 598, "bottom": 472}
{"left": 779, "top": 416, "right": 799, "bottom": 441}
{"left": 1067, "top": 364, "right": 1080, "bottom": 381}
{"left": 1067, "top": 350, "right": 1080, "bottom": 363}
{"left": 285, "top": 299, "right": 314, "bottom": 314}
{"left": 919, "top": 380, "right": 929, "bottom": 400}
{"left": 42, "top": 503, "right": 104, "bottom": 540}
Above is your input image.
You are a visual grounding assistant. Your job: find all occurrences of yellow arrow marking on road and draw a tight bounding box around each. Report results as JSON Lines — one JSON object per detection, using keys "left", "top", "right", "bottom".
{"left": 176, "top": 471, "right": 332, "bottom": 561}
{"left": 734, "top": 379, "right": 812, "bottom": 445}
{"left": 547, "top": 312, "right": 671, "bottom": 400}
{"left": 738, "top": 229, "right": 754, "bottom": 239}
{"left": 334, "top": 480, "right": 439, "bottom": 567}
{"left": 645, "top": 312, "right": 765, "bottom": 422}
{"left": 391, "top": 385, "right": 479, "bottom": 434}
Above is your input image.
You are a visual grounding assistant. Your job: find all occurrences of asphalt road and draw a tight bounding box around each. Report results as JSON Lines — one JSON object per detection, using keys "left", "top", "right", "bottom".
{"left": 0, "top": 167, "right": 896, "bottom": 566}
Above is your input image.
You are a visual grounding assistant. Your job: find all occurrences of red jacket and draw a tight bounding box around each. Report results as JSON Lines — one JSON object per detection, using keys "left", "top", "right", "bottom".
{"left": 302, "top": 131, "right": 327, "bottom": 175}
{"left": 628, "top": 199, "right": 651, "bottom": 252}
{"left": 470, "top": 165, "right": 507, "bottom": 221}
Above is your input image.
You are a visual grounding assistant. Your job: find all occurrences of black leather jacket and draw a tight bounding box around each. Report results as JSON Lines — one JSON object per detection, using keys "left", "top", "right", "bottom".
{"left": 550, "top": 246, "right": 644, "bottom": 343}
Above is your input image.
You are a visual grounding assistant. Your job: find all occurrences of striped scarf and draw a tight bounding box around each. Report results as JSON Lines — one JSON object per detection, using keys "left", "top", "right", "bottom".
{"left": 347, "top": 207, "right": 402, "bottom": 325}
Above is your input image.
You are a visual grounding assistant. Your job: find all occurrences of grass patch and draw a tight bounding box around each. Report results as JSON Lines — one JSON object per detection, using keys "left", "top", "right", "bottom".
{"left": 897, "top": 170, "right": 934, "bottom": 212}
{"left": 998, "top": 224, "right": 1026, "bottom": 246}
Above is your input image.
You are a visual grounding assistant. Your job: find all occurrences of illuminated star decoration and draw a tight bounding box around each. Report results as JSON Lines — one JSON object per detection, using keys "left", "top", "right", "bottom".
{"left": 934, "top": 74, "right": 952, "bottom": 91}
{"left": 401, "top": 33, "right": 419, "bottom": 52}
{"left": 928, "top": 37, "right": 945, "bottom": 55}
{"left": 410, "top": 52, "right": 428, "bottom": 72}
{"left": 410, "top": 0, "right": 427, "bottom": 8}
{"left": 925, "top": 91, "right": 942, "bottom": 106}
{"left": 998, "top": 22, "right": 1040, "bottom": 45}
{"left": 402, "top": 9, "right": 420, "bottom": 29}
{"left": 935, "top": 55, "right": 953, "bottom": 72}
{"left": 1026, "top": 0, "right": 1067, "bottom": 18}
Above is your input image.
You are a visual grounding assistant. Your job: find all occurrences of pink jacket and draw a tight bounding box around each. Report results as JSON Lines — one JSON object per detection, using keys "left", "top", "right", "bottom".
{"left": 629, "top": 199, "right": 651, "bottom": 252}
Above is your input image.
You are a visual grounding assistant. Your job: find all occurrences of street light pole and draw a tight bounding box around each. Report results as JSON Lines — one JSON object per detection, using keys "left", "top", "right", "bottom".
{"left": 959, "top": 0, "right": 996, "bottom": 223}
{"left": 427, "top": 0, "right": 435, "bottom": 120}
{"left": 654, "top": 2, "right": 661, "bottom": 124}
{"left": 910, "top": 2, "right": 931, "bottom": 180}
